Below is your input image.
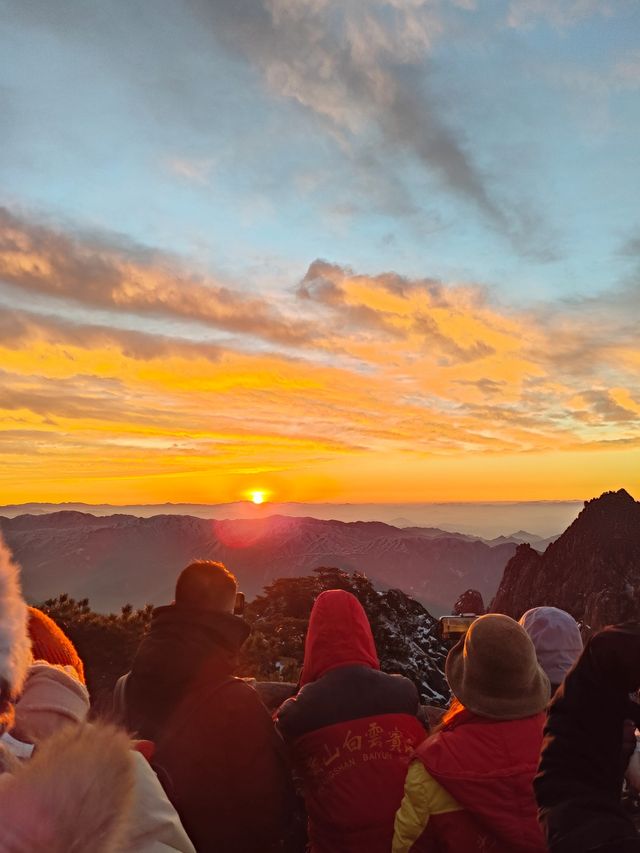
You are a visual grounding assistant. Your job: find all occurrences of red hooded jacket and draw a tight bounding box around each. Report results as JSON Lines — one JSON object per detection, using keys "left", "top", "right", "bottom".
{"left": 275, "top": 590, "right": 426, "bottom": 853}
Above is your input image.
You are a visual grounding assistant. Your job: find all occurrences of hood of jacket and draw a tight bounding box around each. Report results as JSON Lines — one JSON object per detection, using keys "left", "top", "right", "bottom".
{"left": 416, "top": 710, "right": 546, "bottom": 850}
{"left": 300, "top": 590, "right": 379, "bottom": 686}
{"left": 519, "top": 606, "right": 583, "bottom": 689}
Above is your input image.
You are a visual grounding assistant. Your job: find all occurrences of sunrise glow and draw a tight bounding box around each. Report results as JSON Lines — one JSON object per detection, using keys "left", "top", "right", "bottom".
{"left": 1, "top": 3, "right": 639, "bottom": 505}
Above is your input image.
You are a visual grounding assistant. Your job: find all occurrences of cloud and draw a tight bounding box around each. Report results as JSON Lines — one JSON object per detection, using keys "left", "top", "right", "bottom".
{"left": 579, "top": 389, "right": 640, "bottom": 424}
{"left": 0, "top": 207, "right": 638, "bottom": 501}
{"left": 506, "top": 0, "right": 614, "bottom": 29}
{"left": 0, "top": 307, "right": 224, "bottom": 362}
{"left": 166, "top": 157, "right": 217, "bottom": 186}
{"left": 0, "top": 211, "right": 514, "bottom": 370}
{"left": 412, "top": 313, "right": 495, "bottom": 363}
{"left": 0, "top": 370, "right": 134, "bottom": 423}
{"left": 185, "top": 0, "right": 554, "bottom": 256}
{"left": 1, "top": 1, "right": 562, "bottom": 260}
{"left": 455, "top": 378, "right": 506, "bottom": 395}
{"left": 296, "top": 258, "right": 512, "bottom": 368}
{"left": 614, "top": 49, "right": 640, "bottom": 88}
{"left": 619, "top": 234, "right": 640, "bottom": 257}
{"left": 543, "top": 47, "right": 640, "bottom": 124}
{"left": 0, "top": 206, "right": 312, "bottom": 348}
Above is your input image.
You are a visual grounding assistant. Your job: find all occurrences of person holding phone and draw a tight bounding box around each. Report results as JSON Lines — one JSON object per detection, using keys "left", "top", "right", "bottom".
{"left": 117, "top": 560, "right": 293, "bottom": 853}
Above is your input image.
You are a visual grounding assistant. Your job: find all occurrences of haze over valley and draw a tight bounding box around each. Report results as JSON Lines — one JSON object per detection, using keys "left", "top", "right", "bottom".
{"left": 0, "top": 500, "right": 580, "bottom": 539}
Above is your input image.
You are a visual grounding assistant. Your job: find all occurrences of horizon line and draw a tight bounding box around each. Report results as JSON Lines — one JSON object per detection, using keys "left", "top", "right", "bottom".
{"left": 0, "top": 498, "right": 588, "bottom": 508}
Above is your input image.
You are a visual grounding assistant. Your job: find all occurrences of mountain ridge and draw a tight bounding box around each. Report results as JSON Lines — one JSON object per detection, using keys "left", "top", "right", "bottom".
{"left": 0, "top": 500, "right": 580, "bottom": 538}
{"left": 492, "top": 489, "right": 640, "bottom": 629}
{"left": 0, "top": 511, "right": 518, "bottom": 615}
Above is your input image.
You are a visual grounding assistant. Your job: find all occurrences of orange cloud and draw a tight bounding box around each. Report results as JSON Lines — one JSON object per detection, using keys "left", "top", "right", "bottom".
{"left": 0, "top": 207, "right": 311, "bottom": 347}
{"left": 0, "top": 210, "right": 638, "bottom": 503}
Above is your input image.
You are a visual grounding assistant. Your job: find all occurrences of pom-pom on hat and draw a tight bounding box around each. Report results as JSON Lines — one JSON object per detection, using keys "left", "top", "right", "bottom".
{"left": 28, "top": 608, "right": 85, "bottom": 684}
{"left": 0, "top": 537, "right": 31, "bottom": 705}
{"left": 446, "top": 613, "right": 551, "bottom": 720}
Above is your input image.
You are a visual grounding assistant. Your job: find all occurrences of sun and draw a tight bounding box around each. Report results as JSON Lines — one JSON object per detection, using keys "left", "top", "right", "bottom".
{"left": 242, "top": 487, "right": 271, "bottom": 505}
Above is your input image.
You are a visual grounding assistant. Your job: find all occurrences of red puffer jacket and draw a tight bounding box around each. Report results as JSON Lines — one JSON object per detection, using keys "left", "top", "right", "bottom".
{"left": 393, "top": 708, "right": 547, "bottom": 852}
{"left": 275, "top": 590, "right": 427, "bottom": 853}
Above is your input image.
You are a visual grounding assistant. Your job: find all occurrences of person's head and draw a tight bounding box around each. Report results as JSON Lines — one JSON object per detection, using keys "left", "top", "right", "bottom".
{"left": 519, "top": 606, "right": 583, "bottom": 693}
{"left": 445, "top": 613, "right": 550, "bottom": 721}
{"left": 300, "top": 589, "right": 380, "bottom": 686}
{"left": 28, "top": 607, "right": 86, "bottom": 684}
{"left": 175, "top": 560, "right": 238, "bottom": 614}
{"left": 12, "top": 662, "right": 90, "bottom": 743}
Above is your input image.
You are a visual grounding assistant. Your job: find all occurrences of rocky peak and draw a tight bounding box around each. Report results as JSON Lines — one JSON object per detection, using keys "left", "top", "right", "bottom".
{"left": 453, "top": 589, "right": 485, "bottom": 615}
{"left": 492, "top": 489, "right": 640, "bottom": 630}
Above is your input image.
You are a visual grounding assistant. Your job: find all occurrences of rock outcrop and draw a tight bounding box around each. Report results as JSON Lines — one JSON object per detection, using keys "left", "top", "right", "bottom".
{"left": 245, "top": 567, "right": 450, "bottom": 704}
{"left": 453, "top": 589, "right": 485, "bottom": 615}
{"left": 492, "top": 489, "right": 640, "bottom": 630}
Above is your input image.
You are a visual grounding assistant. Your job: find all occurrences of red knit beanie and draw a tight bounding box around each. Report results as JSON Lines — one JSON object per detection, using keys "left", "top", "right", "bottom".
{"left": 27, "top": 608, "right": 86, "bottom": 684}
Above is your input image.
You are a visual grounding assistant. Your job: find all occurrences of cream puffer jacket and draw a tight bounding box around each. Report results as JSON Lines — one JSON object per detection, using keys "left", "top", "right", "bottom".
{"left": 0, "top": 721, "right": 196, "bottom": 853}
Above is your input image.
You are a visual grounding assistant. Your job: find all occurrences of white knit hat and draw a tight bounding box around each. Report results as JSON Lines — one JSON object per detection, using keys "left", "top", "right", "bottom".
{"left": 519, "top": 606, "right": 583, "bottom": 687}
{"left": 0, "top": 537, "right": 31, "bottom": 702}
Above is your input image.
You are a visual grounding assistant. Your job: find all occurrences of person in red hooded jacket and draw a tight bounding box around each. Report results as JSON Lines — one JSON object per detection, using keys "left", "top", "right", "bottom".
{"left": 393, "top": 614, "right": 550, "bottom": 853}
{"left": 274, "top": 589, "right": 427, "bottom": 853}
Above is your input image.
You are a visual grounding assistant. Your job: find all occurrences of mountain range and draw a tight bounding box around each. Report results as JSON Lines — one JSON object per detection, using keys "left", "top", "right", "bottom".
{"left": 5, "top": 489, "right": 638, "bottom": 627}
{"left": 0, "top": 511, "right": 528, "bottom": 614}
{"left": 0, "top": 500, "right": 578, "bottom": 539}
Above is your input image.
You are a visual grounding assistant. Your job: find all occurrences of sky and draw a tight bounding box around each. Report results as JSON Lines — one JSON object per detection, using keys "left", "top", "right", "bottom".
{"left": 1, "top": 0, "right": 639, "bottom": 506}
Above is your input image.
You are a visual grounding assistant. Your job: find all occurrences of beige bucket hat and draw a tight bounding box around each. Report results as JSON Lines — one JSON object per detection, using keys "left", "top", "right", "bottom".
{"left": 446, "top": 613, "right": 551, "bottom": 720}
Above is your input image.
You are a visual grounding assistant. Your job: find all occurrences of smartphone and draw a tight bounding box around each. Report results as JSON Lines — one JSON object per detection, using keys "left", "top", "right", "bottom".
{"left": 234, "top": 591, "right": 245, "bottom": 616}
{"left": 439, "top": 614, "right": 477, "bottom": 641}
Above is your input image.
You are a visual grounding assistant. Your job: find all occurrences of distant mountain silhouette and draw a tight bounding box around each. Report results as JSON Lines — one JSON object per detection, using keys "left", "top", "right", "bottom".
{"left": 0, "top": 511, "right": 517, "bottom": 614}
{"left": 492, "top": 489, "right": 640, "bottom": 629}
{"left": 485, "top": 530, "right": 557, "bottom": 548}
{"left": 0, "top": 500, "right": 580, "bottom": 538}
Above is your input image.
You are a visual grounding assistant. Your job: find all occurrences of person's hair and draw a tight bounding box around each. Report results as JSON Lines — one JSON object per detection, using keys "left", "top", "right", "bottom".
{"left": 433, "top": 697, "right": 465, "bottom": 733}
{"left": 175, "top": 560, "right": 238, "bottom": 612}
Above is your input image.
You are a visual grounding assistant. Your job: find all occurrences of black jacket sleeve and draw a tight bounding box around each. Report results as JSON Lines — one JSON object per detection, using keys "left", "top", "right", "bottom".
{"left": 535, "top": 624, "right": 640, "bottom": 853}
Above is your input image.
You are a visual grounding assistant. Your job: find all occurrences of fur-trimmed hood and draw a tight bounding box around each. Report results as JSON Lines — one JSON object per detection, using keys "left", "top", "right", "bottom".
{"left": 0, "top": 722, "right": 135, "bottom": 852}
{"left": 0, "top": 537, "right": 31, "bottom": 709}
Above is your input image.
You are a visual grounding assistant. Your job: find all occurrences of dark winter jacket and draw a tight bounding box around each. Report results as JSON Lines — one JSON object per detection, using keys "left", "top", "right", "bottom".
{"left": 393, "top": 708, "right": 547, "bottom": 852}
{"left": 123, "top": 603, "right": 293, "bottom": 853}
{"left": 535, "top": 623, "right": 640, "bottom": 853}
{"left": 124, "top": 604, "right": 250, "bottom": 740}
{"left": 275, "top": 590, "right": 426, "bottom": 853}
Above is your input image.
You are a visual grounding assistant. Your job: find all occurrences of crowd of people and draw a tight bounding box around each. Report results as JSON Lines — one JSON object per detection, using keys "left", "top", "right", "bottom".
{"left": 1, "top": 546, "right": 639, "bottom": 852}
